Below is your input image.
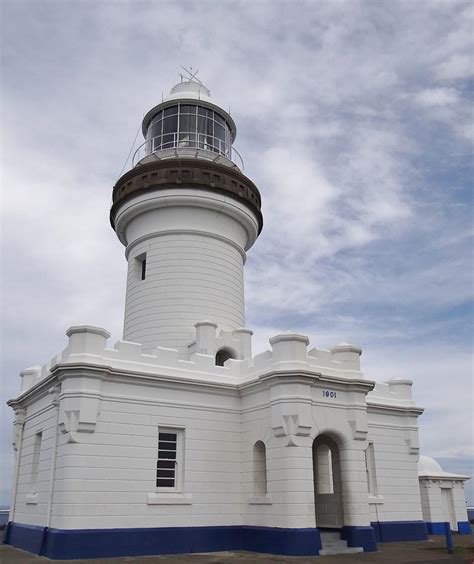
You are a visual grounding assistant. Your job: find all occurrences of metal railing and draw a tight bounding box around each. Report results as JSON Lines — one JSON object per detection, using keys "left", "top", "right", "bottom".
{"left": 132, "top": 132, "right": 244, "bottom": 170}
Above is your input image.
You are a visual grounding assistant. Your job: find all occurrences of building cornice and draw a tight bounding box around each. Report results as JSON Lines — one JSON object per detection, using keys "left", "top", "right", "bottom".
{"left": 239, "top": 369, "right": 375, "bottom": 395}
{"left": 110, "top": 159, "right": 263, "bottom": 233}
{"left": 9, "top": 359, "right": 428, "bottom": 419}
{"left": 367, "top": 401, "right": 424, "bottom": 417}
{"left": 419, "top": 474, "right": 470, "bottom": 481}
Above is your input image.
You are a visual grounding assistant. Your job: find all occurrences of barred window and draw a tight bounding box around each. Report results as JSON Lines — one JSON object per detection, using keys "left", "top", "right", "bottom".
{"left": 156, "top": 429, "right": 183, "bottom": 490}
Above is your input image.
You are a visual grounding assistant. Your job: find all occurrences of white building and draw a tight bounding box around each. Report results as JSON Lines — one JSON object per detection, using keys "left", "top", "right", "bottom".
{"left": 418, "top": 456, "right": 471, "bottom": 536}
{"left": 5, "top": 76, "right": 471, "bottom": 559}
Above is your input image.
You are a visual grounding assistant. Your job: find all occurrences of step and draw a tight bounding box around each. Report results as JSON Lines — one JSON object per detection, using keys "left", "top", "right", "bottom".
{"left": 320, "top": 531, "right": 341, "bottom": 540}
{"left": 319, "top": 531, "right": 364, "bottom": 555}
{"left": 320, "top": 547, "right": 364, "bottom": 555}
{"left": 323, "top": 540, "right": 351, "bottom": 549}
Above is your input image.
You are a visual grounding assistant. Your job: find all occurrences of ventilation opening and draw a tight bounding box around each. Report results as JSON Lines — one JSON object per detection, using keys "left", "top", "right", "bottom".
{"left": 215, "top": 348, "right": 235, "bottom": 366}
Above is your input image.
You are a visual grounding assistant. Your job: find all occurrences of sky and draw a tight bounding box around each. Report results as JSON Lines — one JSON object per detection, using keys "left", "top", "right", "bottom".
{"left": 1, "top": 0, "right": 473, "bottom": 507}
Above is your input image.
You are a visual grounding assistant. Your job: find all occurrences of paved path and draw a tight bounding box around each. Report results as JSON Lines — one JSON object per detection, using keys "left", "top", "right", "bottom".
{"left": 0, "top": 535, "right": 472, "bottom": 563}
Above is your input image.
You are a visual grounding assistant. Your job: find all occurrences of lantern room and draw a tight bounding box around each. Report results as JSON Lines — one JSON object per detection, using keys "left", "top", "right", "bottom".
{"left": 133, "top": 76, "right": 242, "bottom": 169}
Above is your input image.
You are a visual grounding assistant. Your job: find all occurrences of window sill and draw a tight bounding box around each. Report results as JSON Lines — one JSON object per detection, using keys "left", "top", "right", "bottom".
{"left": 368, "top": 495, "right": 384, "bottom": 505}
{"left": 25, "top": 493, "right": 38, "bottom": 505}
{"left": 147, "top": 492, "right": 192, "bottom": 505}
{"left": 248, "top": 494, "right": 272, "bottom": 505}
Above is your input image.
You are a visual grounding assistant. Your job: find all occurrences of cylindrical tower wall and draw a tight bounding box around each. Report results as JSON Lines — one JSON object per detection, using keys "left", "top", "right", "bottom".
{"left": 113, "top": 181, "right": 261, "bottom": 354}
{"left": 124, "top": 232, "right": 245, "bottom": 352}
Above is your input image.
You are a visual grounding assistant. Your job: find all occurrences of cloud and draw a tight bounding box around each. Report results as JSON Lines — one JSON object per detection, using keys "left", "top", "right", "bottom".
{"left": 435, "top": 54, "right": 473, "bottom": 81}
{"left": 413, "top": 87, "right": 460, "bottom": 107}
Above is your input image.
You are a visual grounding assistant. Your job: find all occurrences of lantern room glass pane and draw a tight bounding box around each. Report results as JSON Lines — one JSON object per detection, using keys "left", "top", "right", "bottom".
{"left": 145, "top": 104, "right": 232, "bottom": 157}
{"left": 163, "top": 115, "right": 178, "bottom": 134}
{"left": 162, "top": 133, "right": 174, "bottom": 149}
{"left": 180, "top": 114, "right": 196, "bottom": 134}
{"left": 180, "top": 104, "right": 196, "bottom": 114}
{"left": 163, "top": 105, "right": 178, "bottom": 117}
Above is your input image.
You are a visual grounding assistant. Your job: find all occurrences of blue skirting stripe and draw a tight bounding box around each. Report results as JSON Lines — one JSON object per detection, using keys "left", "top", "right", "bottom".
{"left": 341, "top": 525, "right": 377, "bottom": 552}
{"left": 7, "top": 520, "right": 433, "bottom": 558}
{"left": 371, "top": 520, "right": 428, "bottom": 542}
{"left": 426, "top": 522, "right": 447, "bottom": 535}
{"left": 5, "top": 523, "right": 321, "bottom": 559}
{"left": 242, "top": 526, "right": 321, "bottom": 556}
{"left": 457, "top": 521, "right": 472, "bottom": 535}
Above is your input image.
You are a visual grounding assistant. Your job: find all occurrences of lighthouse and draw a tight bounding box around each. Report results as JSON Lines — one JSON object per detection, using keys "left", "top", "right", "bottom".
{"left": 111, "top": 75, "right": 262, "bottom": 355}
{"left": 5, "top": 73, "right": 471, "bottom": 560}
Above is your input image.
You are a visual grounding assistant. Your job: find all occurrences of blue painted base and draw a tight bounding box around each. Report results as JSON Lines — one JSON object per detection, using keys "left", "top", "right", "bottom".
{"left": 426, "top": 522, "right": 447, "bottom": 535}
{"left": 242, "top": 526, "right": 321, "bottom": 555}
{"left": 341, "top": 525, "right": 377, "bottom": 552}
{"left": 371, "top": 520, "right": 428, "bottom": 542}
{"left": 426, "top": 521, "right": 472, "bottom": 535}
{"left": 5, "top": 523, "right": 46, "bottom": 554}
{"left": 5, "top": 523, "right": 321, "bottom": 559}
{"left": 457, "top": 521, "right": 472, "bottom": 535}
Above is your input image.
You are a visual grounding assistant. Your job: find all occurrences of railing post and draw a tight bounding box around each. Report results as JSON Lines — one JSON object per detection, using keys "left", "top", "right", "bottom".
{"left": 444, "top": 521, "right": 453, "bottom": 554}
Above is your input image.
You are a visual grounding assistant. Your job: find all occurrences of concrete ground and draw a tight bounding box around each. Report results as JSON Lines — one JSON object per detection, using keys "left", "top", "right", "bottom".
{"left": 0, "top": 535, "right": 473, "bottom": 564}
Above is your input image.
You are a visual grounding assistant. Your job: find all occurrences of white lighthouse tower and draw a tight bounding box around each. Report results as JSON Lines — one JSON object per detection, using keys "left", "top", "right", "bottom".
{"left": 111, "top": 75, "right": 262, "bottom": 355}
{"left": 5, "top": 73, "right": 471, "bottom": 561}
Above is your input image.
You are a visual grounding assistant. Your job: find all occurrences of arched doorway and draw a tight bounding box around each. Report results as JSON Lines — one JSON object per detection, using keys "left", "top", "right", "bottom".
{"left": 313, "top": 435, "right": 344, "bottom": 528}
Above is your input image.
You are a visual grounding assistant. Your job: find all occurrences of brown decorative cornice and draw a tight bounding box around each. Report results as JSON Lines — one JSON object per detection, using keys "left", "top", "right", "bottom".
{"left": 110, "top": 159, "right": 263, "bottom": 233}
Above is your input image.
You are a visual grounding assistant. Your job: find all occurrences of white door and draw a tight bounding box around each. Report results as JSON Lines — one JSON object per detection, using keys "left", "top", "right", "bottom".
{"left": 441, "top": 488, "right": 456, "bottom": 530}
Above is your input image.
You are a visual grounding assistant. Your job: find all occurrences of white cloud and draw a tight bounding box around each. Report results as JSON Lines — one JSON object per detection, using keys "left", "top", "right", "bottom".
{"left": 413, "top": 87, "right": 460, "bottom": 107}
{"left": 435, "top": 54, "right": 474, "bottom": 81}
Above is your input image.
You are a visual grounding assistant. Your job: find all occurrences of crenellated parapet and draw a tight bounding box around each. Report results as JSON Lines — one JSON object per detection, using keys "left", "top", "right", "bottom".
{"left": 10, "top": 325, "right": 423, "bottom": 420}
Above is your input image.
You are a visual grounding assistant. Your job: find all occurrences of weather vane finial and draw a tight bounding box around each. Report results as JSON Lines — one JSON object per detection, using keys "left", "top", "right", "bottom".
{"left": 179, "top": 65, "right": 203, "bottom": 86}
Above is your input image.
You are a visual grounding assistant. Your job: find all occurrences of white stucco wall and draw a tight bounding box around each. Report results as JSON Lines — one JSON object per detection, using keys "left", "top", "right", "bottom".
{"left": 10, "top": 326, "right": 449, "bottom": 535}
{"left": 124, "top": 232, "right": 245, "bottom": 353}
{"left": 11, "top": 394, "right": 58, "bottom": 527}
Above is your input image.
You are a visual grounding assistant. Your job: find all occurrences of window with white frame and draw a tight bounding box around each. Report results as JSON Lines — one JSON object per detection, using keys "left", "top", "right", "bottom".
{"left": 365, "top": 442, "right": 378, "bottom": 495}
{"left": 30, "top": 431, "right": 43, "bottom": 490}
{"left": 156, "top": 429, "right": 183, "bottom": 490}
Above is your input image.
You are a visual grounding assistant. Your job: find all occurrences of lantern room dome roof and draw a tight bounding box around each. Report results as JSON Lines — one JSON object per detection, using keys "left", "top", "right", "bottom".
{"left": 165, "top": 79, "right": 213, "bottom": 103}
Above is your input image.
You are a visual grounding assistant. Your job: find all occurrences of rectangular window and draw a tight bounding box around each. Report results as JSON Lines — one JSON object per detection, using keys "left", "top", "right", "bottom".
{"left": 365, "top": 442, "right": 378, "bottom": 495}
{"left": 135, "top": 253, "right": 147, "bottom": 281}
{"left": 31, "top": 432, "right": 42, "bottom": 489}
{"left": 156, "top": 429, "right": 183, "bottom": 490}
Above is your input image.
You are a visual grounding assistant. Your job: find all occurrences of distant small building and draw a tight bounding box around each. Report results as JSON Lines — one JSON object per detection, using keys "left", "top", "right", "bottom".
{"left": 418, "top": 455, "right": 471, "bottom": 534}
{"left": 5, "top": 75, "right": 472, "bottom": 559}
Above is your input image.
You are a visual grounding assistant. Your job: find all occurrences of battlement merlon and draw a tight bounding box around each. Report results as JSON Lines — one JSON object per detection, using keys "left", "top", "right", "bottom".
{"left": 8, "top": 325, "right": 423, "bottom": 413}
